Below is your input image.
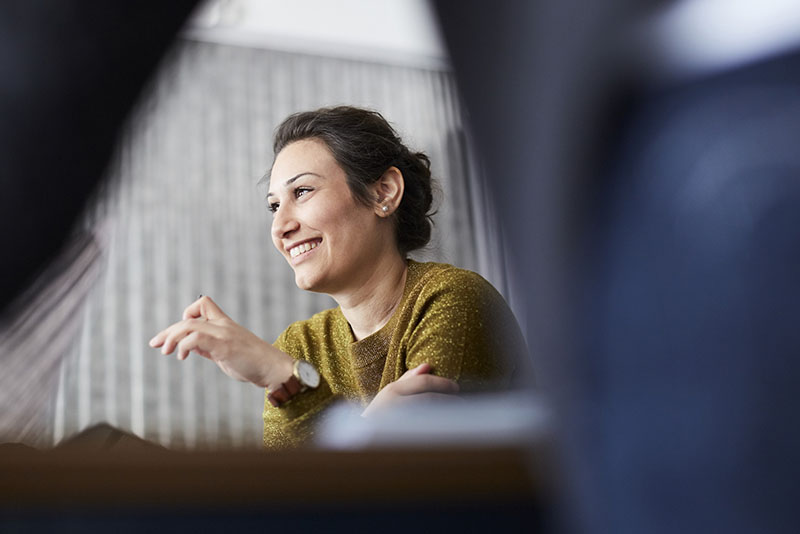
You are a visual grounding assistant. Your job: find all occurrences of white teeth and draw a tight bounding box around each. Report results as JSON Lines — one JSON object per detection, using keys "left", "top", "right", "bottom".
{"left": 289, "top": 241, "right": 318, "bottom": 258}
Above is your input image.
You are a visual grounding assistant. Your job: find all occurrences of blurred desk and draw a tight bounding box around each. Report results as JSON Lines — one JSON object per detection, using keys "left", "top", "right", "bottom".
{"left": 0, "top": 427, "right": 547, "bottom": 532}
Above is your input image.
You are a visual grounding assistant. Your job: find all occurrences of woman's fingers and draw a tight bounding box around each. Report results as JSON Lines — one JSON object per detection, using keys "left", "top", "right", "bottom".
{"left": 175, "top": 331, "right": 197, "bottom": 361}
{"left": 398, "top": 362, "right": 432, "bottom": 381}
{"left": 150, "top": 318, "right": 221, "bottom": 357}
{"left": 148, "top": 331, "right": 165, "bottom": 348}
{"left": 176, "top": 331, "right": 214, "bottom": 361}
{"left": 149, "top": 319, "right": 195, "bottom": 350}
{"left": 148, "top": 300, "right": 290, "bottom": 388}
{"left": 149, "top": 323, "right": 175, "bottom": 348}
{"left": 149, "top": 295, "right": 228, "bottom": 351}
{"left": 157, "top": 319, "right": 197, "bottom": 354}
{"left": 182, "top": 295, "right": 228, "bottom": 321}
{"left": 391, "top": 372, "right": 459, "bottom": 396}
{"left": 362, "top": 367, "right": 460, "bottom": 418}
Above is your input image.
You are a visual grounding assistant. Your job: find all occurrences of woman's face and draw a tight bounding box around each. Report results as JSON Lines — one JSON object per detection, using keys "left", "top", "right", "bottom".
{"left": 267, "top": 138, "right": 388, "bottom": 294}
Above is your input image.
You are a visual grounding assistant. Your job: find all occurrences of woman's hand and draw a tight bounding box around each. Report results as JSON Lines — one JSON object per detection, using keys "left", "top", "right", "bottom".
{"left": 361, "top": 363, "right": 460, "bottom": 418}
{"left": 149, "top": 296, "right": 293, "bottom": 389}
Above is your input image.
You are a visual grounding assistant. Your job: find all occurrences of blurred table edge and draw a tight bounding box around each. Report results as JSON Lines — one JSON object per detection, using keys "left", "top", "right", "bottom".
{"left": 0, "top": 425, "right": 551, "bottom": 509}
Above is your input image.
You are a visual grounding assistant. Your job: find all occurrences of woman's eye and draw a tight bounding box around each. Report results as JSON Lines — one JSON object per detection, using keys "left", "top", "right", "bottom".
{"left": 295, "top": 187, "right": 312, "bottom": 198}
{"left": 267, "top": 202, "right": 279, "bottom": 213}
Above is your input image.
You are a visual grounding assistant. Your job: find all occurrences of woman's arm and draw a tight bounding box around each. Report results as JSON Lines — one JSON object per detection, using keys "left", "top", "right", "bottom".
{"left": 362, "top": 266, "right": 523, "bottom": 416}
{"left": 149, "top": 296, "right": 295, "bottom": 392}
{"left": 361, "top": 362, "right": 459, "bottom": 418}
{"left": 151, "top": 296, "right": 337, "bottom": 449}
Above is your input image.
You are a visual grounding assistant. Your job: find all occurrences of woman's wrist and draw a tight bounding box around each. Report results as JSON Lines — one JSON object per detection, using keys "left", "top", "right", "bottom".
{"left": 260, "top": 345, "right": 296, "bottom": 391}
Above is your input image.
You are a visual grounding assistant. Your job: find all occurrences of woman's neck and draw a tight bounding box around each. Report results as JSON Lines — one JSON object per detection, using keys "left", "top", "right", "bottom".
{"left": 335, "top": 253, "right": 408, "bottom": 341}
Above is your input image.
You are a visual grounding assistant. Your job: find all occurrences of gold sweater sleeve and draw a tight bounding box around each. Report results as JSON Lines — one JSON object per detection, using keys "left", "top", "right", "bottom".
{"left": 262, "top": 324, "right": 338, "bottom": 450}
{"left": 384, "top": 264, "right": 524, "bottom": 392}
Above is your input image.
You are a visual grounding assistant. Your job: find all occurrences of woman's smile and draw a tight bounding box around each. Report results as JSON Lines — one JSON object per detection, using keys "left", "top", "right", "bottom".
{"left": 288, "top": 238, "right": 321, "bottom": 262}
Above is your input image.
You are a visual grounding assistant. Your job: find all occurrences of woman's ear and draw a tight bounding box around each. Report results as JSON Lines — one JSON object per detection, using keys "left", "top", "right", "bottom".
{"left": 373, "top": 166, "right": 404, "bottom": 217}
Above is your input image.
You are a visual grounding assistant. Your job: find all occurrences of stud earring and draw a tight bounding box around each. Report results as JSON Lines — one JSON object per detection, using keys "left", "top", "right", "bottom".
{"left": 381, "top": 205, "right": 389, "bottom": 214}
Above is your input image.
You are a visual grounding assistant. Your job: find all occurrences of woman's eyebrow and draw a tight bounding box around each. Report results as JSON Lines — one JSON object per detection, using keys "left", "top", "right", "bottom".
{"left": 267, "top": 172, "right": 322, "bottom": 198}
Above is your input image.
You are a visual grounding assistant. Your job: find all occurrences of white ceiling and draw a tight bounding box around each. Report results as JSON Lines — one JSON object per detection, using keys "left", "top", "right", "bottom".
{"left": 186, "top": 0, "right": 449, "bottom": 69}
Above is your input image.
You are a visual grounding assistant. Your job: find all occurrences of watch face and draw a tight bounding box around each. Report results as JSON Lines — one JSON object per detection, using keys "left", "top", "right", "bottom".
{"left": 297, "top": 360, "right": 320, "bottom": 388}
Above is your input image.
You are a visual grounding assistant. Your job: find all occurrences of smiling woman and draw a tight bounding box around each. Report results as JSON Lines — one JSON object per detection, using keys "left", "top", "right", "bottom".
{"left": 267, "top": 137, "right": 400, "bottom": 298}
{"left": 150, "top": 106, "right": 527, "bottom": 449}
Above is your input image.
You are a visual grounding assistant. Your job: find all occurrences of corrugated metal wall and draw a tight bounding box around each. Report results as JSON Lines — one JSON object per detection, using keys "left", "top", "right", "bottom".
{"left": 53, "top": 38, "right": 506, "bottom": 449}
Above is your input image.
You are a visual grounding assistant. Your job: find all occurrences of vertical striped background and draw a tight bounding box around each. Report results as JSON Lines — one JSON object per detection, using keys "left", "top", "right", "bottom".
{"left": 52, "top": 38, "right": 507, "bottom": 449}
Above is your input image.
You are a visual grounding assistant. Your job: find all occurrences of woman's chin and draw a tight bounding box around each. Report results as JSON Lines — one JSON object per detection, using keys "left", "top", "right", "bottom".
{"left": 293, "top": 271, "right": 322, "bottom": 293}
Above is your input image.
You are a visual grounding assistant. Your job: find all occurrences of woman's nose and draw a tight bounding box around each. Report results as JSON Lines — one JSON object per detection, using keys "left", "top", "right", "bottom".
{"left": 271, "top": 205, "right": 300, "bottom": 241}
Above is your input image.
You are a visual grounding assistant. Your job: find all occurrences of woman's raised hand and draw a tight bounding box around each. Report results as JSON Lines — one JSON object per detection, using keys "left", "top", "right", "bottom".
{"left": 361, "top": 363, "right": 460, "bottom": 418}
{"left": 149, "top": 296, "right": 293, "bottom": 389}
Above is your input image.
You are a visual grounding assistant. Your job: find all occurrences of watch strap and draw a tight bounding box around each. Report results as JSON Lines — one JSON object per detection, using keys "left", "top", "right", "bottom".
{"left": 267, "top": 374, "right": 302, "bottom": 408}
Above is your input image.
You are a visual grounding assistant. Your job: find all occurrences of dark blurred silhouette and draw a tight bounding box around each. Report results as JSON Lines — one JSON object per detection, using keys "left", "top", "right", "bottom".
{"left": 580, "top": 47, "right": 800, "bottom": 534}
{"left": 435, "top": 0, "right": 800, "bottom": 532}
{"left": 0, "top": 0, "right": 199, "bottom": 448}
{"left": 0, "top": 1, "right": 198, "bottom": 319}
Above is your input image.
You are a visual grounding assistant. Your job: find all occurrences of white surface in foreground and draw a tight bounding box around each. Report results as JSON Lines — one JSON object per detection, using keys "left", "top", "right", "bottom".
{"left": 317, "top": 391, "right": 549, "bottom": 449}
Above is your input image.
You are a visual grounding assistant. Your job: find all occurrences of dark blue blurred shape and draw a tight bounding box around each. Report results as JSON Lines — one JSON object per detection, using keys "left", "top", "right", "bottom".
{"left": 579, "top": 50, "right": 800, "bottom": 533}
{"left": 435, "top": 0, "right": 800, "bottom": 532}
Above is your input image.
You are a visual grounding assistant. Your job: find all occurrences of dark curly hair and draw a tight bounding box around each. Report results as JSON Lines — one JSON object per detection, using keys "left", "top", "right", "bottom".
{"left": 271, "top": 106, "right": 435, "bottom": 255}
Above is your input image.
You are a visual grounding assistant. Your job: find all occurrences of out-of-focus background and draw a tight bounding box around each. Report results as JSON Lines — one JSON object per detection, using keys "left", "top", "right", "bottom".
{"left": 21, "top": 0, "right": 514, "bottom": 449}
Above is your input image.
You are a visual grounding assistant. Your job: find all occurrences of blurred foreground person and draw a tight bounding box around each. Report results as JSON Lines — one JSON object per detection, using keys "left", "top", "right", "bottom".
{"left": 435, "top": 0, "right": 800, "bottom": 532}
